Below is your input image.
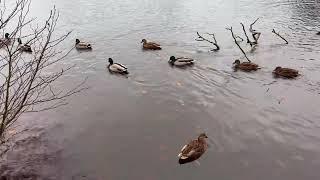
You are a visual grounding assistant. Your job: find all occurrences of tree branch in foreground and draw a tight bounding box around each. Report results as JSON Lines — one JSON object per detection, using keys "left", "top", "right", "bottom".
{"left": 0, "top": 1, "right": 86, "bottom": 145}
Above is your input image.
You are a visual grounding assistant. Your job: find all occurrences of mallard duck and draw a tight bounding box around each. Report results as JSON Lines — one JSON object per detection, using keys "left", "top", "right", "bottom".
{"left": 17, "top": 38, "right": 32, "bottom": 53}
{"left": 108, "top": 58, "right": 128, "bottom": 74}
{"left": 169, "top": 56, "right": 194, "bottom": 66}
{"left": 75, "top": 39, "right": 92, "bottom": 50}
{"left": 273, "top": 66, "right": 299, "bottom": 78}
{"left": 141, "top": 39, "right": 161, "bottom": 50}
{"left": 0, "top": 33, "right": 11, "bottom": 48}
{"left": 178, "top": 133, "right": 208, "bottom": 164}
{"left": 233, "top": 59, "right": 260, "bottom": 72}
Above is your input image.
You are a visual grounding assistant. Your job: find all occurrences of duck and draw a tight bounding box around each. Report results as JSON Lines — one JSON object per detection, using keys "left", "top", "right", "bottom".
{"left": 273, "top": 66, "right": 299, "bottom": 78}
{"left": 17, "top": 38, "right": 32, "bottom": 53}
{"left": 169, "top": 56, "right": 194, "bottom": 66}
{"left": 0, "top": 33, "right": 11, "bottom": 48}
{"left": 178, "top": 133, "right": 208, "bottom": 164}
{"left": 233, "top": 59, "right": 260, "bottom": 72}
{"left": 75, "top": 39, "right": 92, "bottom": 50}
{"left": 107, "top": 58, "right": 128, "bottom": 74}
{"left": 141, "top": 39, "right": 161, "bottom": 50}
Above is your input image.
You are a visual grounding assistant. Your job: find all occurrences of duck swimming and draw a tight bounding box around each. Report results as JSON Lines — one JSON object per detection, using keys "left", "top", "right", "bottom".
{"left": 141, "top": 39, "right": 161, "bottom": 50}
{"left": 273, "top": 66, "right": 299, "bottom": 79}
{"left": 17, "top": 38, "right": 32, "bottom": 53}
{"left": 0, "top": 33, "right": 11, "bottom": 48}
{"left": 169, "top": 56, "right": 194, "bottom": 67}
{"left": 75, "top": 39, "right": 92, "bottom": 50}
{"left": 107, "top": 58, "right": 128, "bottom": 74}
{"left": 233, "top": 59, "right": 260, "bottom": 72}
{"left": 178, "top": 133, "right": 208, "bottom": 164}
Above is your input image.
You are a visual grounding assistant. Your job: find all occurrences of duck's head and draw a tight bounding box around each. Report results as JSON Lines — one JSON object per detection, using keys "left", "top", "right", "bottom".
{"left": 141, "top": 39, "right": 147, "bottom": 43}
{"left": 5, "top": 33, "right": 9, "bottom": 39}
{"left": 274, "top": 66, "right": 282, "bottom": 72}
{"left": 198, "top": 133, "right": 208, "bottom": 140}
{"left": 169, "top": 56, "right": 176, "bottom": 62}
{"left": 233, "top": 59, "right": 241, "bottom": 65}
{"left": 17, "top": 38, "right": 22, "bottom": 45}
{"left": 108, "top": 58, "right": 114, "bottom": 64}
{"left": 75, "top": 39, "right": 80, "bottom": 44}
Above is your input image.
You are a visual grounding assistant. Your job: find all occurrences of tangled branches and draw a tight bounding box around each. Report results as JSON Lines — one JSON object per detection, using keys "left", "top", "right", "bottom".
{"left": 0, "top": 0, "right": 85, "bottom": 144}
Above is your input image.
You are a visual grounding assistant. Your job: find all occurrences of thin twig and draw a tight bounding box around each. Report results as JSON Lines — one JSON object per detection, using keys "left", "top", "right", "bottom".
{"left": 226, "top": 27, "right": 251, "bottom": 62}
{"left": 249, "top": 18, "right": 261, "bottom": 43}
{"left": 272, "top": 29, "right": 288, "bottom": 44}
{"left": 195, "top": 32, "right": 220, "bottom": 51}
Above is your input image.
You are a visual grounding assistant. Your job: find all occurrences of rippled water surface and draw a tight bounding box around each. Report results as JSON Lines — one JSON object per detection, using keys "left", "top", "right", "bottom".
{"left": 2, "top": 0, "right": 320, "bottom": 179}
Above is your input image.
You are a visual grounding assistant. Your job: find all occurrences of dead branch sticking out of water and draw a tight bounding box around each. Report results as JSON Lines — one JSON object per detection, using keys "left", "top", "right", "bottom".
{"left": 249, "top": 18, "right": 261, "bottom": 43}
{"left": 272, "top": 29, "right": 288, "bottom": 44}
{"left": 226, "top": 27, "right": 251, "bottom": 62}
{"left": 240, "top": 23, "right": 256, "bottom": 47}
{"left": 195, "top": 32, "right": 220, "bottom": 51}
{"left": 235, "top": 35, "right": 244, "bottom": 42}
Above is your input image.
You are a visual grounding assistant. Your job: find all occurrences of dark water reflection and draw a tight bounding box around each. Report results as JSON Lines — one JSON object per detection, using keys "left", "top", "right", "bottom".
{"left": 1, "top": 0, "right": 320, "bottom": 179}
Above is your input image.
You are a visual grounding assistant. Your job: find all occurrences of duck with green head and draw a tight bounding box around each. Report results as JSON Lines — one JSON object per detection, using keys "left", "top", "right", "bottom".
{"left": 107, "top": 58, "right": 128, "bottom": 74}
{"left": 0, "top": 33, "right": 11, "bottom": 48}
{"left": 178, "top": 133, "right": 208, "bottom": 164}
{"left": 17, "top": 38, "right": 32, "bottom": 53}
{"left": 75, "top": 39, "right": 92, "bottom": 50}
{"left": 169, "top": 56, "right": 194, "bottom": 67}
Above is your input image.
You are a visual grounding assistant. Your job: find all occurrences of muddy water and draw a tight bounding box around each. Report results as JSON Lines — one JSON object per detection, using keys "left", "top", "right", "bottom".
{"left": 1, "top": 0, "right": 320, "bottom": 179}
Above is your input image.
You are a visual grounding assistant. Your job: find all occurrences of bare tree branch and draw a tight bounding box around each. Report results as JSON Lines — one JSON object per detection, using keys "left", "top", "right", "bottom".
{"left": 195, "top": 32, "right": 220, "bottom": 51}
{"left": 0, "top": 1, "right": 86, "bottom": 146}
{"left": 272, "top": 29, "right": 288, "bottom": 44}
{"left": 249, "top": 18, "right": 261, "bottom": 43}
{"left": 226, "top": 27, "right": 251, "bottom": 62}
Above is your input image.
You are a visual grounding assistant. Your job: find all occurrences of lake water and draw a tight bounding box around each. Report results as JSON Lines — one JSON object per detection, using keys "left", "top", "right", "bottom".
{"left": 1, "top": 0, "right": 320, "bottom": 179}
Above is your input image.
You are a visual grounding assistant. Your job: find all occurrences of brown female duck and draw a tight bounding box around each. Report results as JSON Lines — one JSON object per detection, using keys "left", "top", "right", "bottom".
{"left": 141, "top": 39, "right": 161, "bottom": 50}
{"left": 178, "top": 133, "right": 208, "bottom": 164}
{"left": 233, "top": 59, "right": 260, "bottom": 72}
{"left": 273, "top": 66, "right": 299, "bottom": 78}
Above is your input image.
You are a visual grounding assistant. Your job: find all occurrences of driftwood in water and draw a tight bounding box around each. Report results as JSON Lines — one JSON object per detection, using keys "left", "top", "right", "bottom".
{"left": 195, "top": 32, "right": 220, "bottom": 51}
{"left": 272, "top": 29, "right": 288, "bottom": 44}
{"left": 249, "top": 18, "right": 261, "bottom": 43}
{"left": 226, "top": 27, "right": 251, "bottom": 62}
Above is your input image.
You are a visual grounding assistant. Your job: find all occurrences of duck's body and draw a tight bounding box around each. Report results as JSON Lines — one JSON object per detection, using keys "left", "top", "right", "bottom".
{"left": 108, "top": 58, "right": 128, "bottom": 74}
{"left": 141, "top": 39, "right": 161, "bottom": 50}
{"left": 233, "top": 59, "right": 259, "bottom": 72}
{"left": 0, "top": 33, "right": 11, "bottom": 48}
{"left": 273, "top": 66, "right": 299, "bottom": 78}
{"left": 18, "top": 38, "right": 32, "bottom": 53}
{"left": 75, "top": 39, "right": 92, "bottom": 50}
{"left": 169, "top": 56, "right": 194, "bottom": 66}
{"left": 178, "top": 133, "right": 208, "bottom": 164}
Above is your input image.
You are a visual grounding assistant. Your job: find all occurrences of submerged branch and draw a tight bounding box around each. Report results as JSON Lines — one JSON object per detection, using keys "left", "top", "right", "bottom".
{"left": 195, "top": 32, "right": 220, "bottom": 51}
{"left": 272, "top": 29, "right": 288, "bottom": 44}
{"left": 226, "top": 27, "right": 251, "bottom": 62}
